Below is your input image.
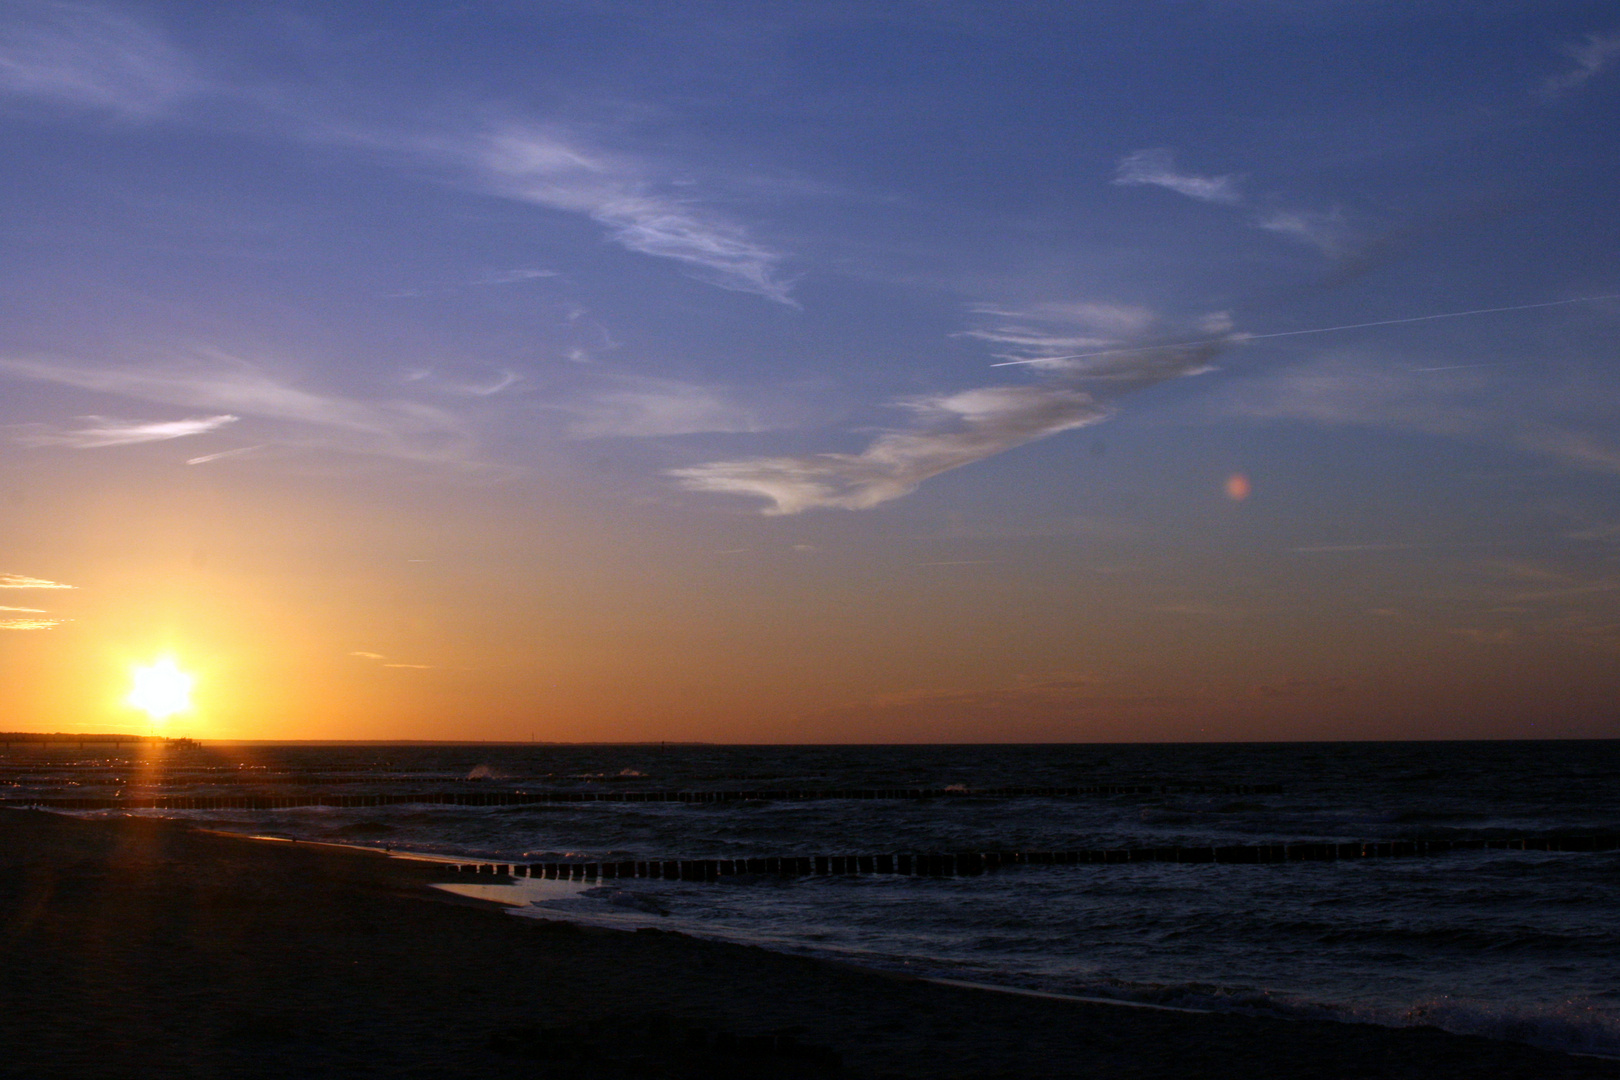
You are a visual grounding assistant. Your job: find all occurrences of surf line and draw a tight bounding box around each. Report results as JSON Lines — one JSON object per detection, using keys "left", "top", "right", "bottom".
{"left": 988, "top": 293, "right": 1620, "bottom": 367}
{"left": 921, "top": 978, "right": 1212, "bottom": 1014}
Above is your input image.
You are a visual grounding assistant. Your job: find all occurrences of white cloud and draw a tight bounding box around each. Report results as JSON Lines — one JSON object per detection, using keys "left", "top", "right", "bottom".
{"left": 564, "top": 375, "right": 782, "bottom": 438}
{"left": 971, "top": 301, "right": 1155, "bottom": 338}
{"left": 349, "top": 650, "right": 431, "bottom": 668}
{"left": 1257, "top": 207, "right": 1351, "bottom": 256}
{"left": 672, "top": 385, "right": 1106, "bottom": 514}
{"left": 469, "top": 268, "right": 558, "bottom": 286}
{"left": 1, "top": 11, "right": 790, "bottom": 300}
{"left": 0, "top": 1, "right": 198, "bottom": 118}
{"left": 964, "top": 300, "right": 1156, "bottom": 366}
{"left": 671, "top": 342, "right": 1217, "bottom": 514}
{"left": 0, "top": 618, "right": 65, "bottom": 630}
{"left": 1542, "top": 29, "right": 1620, "bottom": 98}
{"left": 14, "top": 413, "right": 237, "bottom": 448}
{"left": 1516, "top": 426, "right": 1620, "bottom": 476}
{"left": 0, "top": 353, "right": 474, "bottom": 464}
{"left": 185, "top": 444, "right": 263, "bottom": 466}
{"left": 1112, "top": 150, "right": 1365, "bottom": 260}
{"left": 1225, "top": 351, "right": 1620, "bottom": 479}
{"left": 0, "top": 604, "right": 47, "bottom": 612}
{"left": 959, "top": 302, "right": 1153, "bottom": 369}
{"left": 449, "top": 125, "right": 794, "bottom": 304}
{"left": 404, "top": 368, "right": 523, "bottom": 398}
{"left": 1113, "top": 148, "right": 1242, "bottom": 204}
{"left": 0, "top": 574, "right": 74, "bottom": 589}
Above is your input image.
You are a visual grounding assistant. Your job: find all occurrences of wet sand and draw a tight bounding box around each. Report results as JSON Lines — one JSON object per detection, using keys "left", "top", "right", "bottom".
{"left": 2, "top": 808, "right": 1616, "bottom": 1079}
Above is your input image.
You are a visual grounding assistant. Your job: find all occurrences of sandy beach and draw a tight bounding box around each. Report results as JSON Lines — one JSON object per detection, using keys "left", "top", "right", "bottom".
{"left": 0, "top": 808, "right": 1614, "bottom": 1078}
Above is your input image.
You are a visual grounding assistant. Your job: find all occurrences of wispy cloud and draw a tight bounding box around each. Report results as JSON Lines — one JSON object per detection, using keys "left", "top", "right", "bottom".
{"left": 865, "top": 676, "right": 1104, "bottom": 711}
{"left": 962, "top": 301, "right": 1156, "bottom": 366}
{"left": 5, "top": 9, "right": 791, "bottom": 301}
{"left": 1113, "top": 149, "right": 1365, "bottom": 258}
{"left": 1225, "top": 351, "right": 1620, "bottom": 480}
{"left": 0, "top": 574, "right": 73, "bottom": 589}
{"left": 0, "top": 618, "right": 65, "bottom": 630}
{"left": 469, "top": 268, "right": 558, "bottom": 286}
{"left": 0, "top": 573, "right": 75, "bottom": 589}
{"left": 404, "top": 368, "right": 523, "bottom": 398}
{"left": 1257, "top": 207, "right": 1352, "bottom": 257}
{"left": 441, "top": 124, "right": 794, "bottom": 304}
{"left": 13, "top": 413, "right": 237, "bottom": 448}
{"left": 185, "top": 444, "right": 263, "bottom": 466}
{"left": 1563, "top": 518, "right": 1620, "bottom": 543}
{"left": 1223, "top": 353, "right": 1488, "bottom": 436}
{"left": 1516, "top": 426, "right": 1620, "bottom": 476}
{"left": 0, "top": 353, "right": 474, "bottom": 464}
{"left": 672, "top": 340, "right": 1217, "bottom": 514}
{"left": 564, "top": 374, "right": 790, "bottom": 439}
{"left": 1145, "top": 602, "right": 1248, "bottom": 619}
{"left": 1251, "top": 677, "right": 1349, "bottom": 700}
{"left": 0, "top": 604, "right": 47, "bottom": 612}
{"left": 350, "top": 650, "right": 432, "bottom": 669}
{"left": 1292, "top": 542, "right": 1423, "bottom": 553}
{"left": 1542, "top": 29, "right": 1620, "bottom": 99}
{"left": 1438, "top": 559, "right": 1620, "bottom": 652}
{"left": 1452, "top": 626, "right": 1515, "bottom": 646}
{"left": 0, "top": 1, "right": 198, "bottom": 118}
{"left": 811, "top": 676, "right": 1199, "bottom": 739}
{"left": 672, "top": 385, "right": 1106, "bottom": 514}
{"left": 1113, "top": 148, "right": 1242, "bottom": 204}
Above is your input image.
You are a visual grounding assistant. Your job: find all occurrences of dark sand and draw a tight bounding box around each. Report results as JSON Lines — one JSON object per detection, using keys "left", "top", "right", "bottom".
{"left": 3, "top": 809, "right": 1616, "bottom": 1079}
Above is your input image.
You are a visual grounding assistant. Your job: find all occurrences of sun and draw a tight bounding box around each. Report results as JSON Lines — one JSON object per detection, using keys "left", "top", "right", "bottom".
{"left": 127, "top": 657, "right": 194, "bottom": 722}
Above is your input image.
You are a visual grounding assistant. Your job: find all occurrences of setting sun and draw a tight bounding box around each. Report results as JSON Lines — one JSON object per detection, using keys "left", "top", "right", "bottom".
{"left": 127, "top": 658, "right": 194, "bottom": 722}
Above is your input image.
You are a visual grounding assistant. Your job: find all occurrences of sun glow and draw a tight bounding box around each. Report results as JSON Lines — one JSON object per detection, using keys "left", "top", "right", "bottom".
{"left": 127, "top": 657, "right": 194, "bottom": 722}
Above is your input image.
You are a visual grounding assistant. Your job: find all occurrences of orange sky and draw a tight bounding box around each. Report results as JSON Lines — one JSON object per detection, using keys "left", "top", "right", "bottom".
{"left": 5, "top": 446, "right": 1618, "bottom": 742}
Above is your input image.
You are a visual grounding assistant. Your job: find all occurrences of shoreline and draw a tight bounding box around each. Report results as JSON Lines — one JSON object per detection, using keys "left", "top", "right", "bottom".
{"left": 388, "top": 841, "right": 1620, "bottom": 1059}
{"left": 5, "top": 808, "right": 1619, "bottom": 1078}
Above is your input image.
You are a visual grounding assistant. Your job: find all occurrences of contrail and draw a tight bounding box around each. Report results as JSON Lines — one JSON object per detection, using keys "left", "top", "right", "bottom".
{"left": 988, "top": 293, "right": 1620, "bottom": 367}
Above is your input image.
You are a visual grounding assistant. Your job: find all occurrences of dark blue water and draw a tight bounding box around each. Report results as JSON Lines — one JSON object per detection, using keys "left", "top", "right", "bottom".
{"left": 6, "top": 741, "right": 1618, "bottom": 1057}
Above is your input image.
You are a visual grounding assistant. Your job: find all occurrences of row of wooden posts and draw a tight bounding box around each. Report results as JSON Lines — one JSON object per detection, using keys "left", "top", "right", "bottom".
{"left": 0, "top": 783, "right": 1279, "bottom": 811}
{"left": 448, "top": 834, "right": 1620, "bottom": 883}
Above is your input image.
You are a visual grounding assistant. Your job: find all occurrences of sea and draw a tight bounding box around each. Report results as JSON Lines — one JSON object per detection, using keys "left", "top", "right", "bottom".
{"left": 4, "top": 740, "right": 1617, "bottom": 1059}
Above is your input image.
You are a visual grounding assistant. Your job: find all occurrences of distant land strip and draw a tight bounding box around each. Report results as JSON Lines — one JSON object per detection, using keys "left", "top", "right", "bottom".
{"left": 0, "top": 733, "right": 198, "bottom": 747}
{"left": 0, "top": 774, "right": 1286, "bottom": 788}
{"left": 446, "top": 836, "right": 1620, "bottom": 883}
{"left": 0, "top": 783, "right": 1280, "bottom": 809}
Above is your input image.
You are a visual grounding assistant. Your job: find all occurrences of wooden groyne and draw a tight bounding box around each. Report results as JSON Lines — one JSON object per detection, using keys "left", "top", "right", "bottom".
{"left": 0, "top": 782, "right": 1278, "bottom": 811}
{"left": 444, "top": 835, "right": 1620, "bottom": 882}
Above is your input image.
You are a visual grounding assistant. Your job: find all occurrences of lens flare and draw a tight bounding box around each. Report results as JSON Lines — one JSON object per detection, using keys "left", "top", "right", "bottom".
{"left": 128, "top": 657, "right": 194, "bottom": 721}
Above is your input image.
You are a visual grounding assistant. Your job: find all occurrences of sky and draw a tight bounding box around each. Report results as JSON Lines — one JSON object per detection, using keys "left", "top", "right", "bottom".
{"left": 2, "top": 0, "right": 1618, "bottom": 742}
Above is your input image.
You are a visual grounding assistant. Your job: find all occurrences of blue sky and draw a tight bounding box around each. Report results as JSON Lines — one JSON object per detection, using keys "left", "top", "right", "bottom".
{"left": 1, "top": 1, "right": 1618, "bottom": 740}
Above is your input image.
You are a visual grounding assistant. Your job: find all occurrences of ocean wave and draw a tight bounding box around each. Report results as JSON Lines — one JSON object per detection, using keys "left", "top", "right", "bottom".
{"left": 21, "top": 739, "right": 1620, "bottom": 1064}
{"left": 1067, "top": 980, "right": 1620, "bottom": 1059}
